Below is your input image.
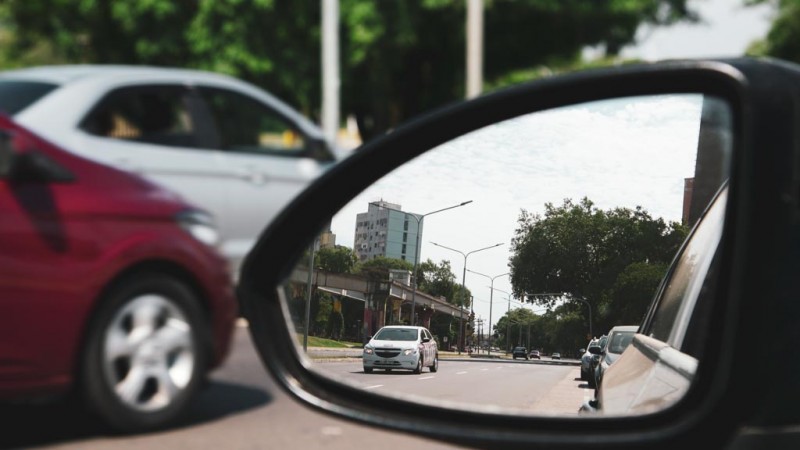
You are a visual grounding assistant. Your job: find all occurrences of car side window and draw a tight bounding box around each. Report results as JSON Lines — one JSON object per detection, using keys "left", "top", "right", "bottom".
{"left": 197, "top": 87, "right": 307, "bottom": 156}
{"left": 80, "top": 86, "right": 199, "bottom": 148}
{"left": 645, "top": 188, "right": 727, "bottom": 351}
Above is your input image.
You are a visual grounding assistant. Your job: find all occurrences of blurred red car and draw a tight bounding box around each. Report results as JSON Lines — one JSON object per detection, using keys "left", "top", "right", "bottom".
{"left": 0, "top": 115, "right": 237, "bottom": 432}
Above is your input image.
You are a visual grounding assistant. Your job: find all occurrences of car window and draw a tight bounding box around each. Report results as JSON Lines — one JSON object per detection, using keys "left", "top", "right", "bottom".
{"left": 645, "top": 187, "right": 727, "bottom": 350}
{"left": 373, "top": 328, "right": 419, "bottom": 341}
{"left": 0, "top": 80, "right": 59, "bottom": 115}
{"left": 197, "top": 87, "right": 307, "bottom": 156}
{"left": 80, "top": 86, "right": 199, "bottom": 148}
{"left": 607, "top": 332, "right": 635, "bottom": 354}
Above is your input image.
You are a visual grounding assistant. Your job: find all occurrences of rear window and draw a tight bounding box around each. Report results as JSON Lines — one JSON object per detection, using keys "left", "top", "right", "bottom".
{"left": 0, "top": 81, "right": 58, "bottom": 115}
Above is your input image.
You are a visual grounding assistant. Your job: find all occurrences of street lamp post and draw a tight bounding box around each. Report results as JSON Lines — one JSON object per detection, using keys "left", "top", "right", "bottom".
{"left": 465, "top": 269, "right": 509, "bottom": 357}
{"left": 369, "top": 200, "right": 472, "bottom": 326}
{"left": 430, "top": 241, "right": 503, "bottom": 354}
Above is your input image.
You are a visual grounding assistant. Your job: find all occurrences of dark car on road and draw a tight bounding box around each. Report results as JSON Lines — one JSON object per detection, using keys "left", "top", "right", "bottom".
{"left": 512, "top": 346, "right": 528, "bottom": 360}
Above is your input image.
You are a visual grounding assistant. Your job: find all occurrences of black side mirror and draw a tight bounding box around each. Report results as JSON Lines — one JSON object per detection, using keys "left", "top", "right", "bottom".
{"left": 588, "top": 346, "right": 602, "bottom": 355}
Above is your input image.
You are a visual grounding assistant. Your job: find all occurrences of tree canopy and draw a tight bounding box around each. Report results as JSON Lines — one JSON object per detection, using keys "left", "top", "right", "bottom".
{"left": 509, "top": 198, "right": 688, "bottom": 335}
{"left": 315, "top": 245, "right": 358, "bottom": 274}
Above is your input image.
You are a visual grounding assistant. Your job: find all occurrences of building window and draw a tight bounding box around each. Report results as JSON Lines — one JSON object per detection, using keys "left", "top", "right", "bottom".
{"left": 404, "top": 221, "right": 409, "bottom": 231}
{"left": 402, "top": 244, "right": 407, "bottom": 253}
{"left": 403, "top": 233, "right": 407, "bottom": 242}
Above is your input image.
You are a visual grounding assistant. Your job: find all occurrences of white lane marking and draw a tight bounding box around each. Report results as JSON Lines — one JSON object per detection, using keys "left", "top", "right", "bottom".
{"left": 419, "top": 376, "right": 435, "bottom": 380}
{"left": 364, "top": 385, "right": 384, "bottom": 390}
{"left": 236, "top": 318, "right": 248, "bottom": 328}
{"left": 481, "top": 368, "right": 489, "bottom": 371}
{"left": 456, "top": 371, "right": 468, "bottom": 375}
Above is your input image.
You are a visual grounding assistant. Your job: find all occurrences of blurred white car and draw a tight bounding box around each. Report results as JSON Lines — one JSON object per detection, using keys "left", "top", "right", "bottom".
{"left": 0, "top": 65, "right": 345, "bottom": 278}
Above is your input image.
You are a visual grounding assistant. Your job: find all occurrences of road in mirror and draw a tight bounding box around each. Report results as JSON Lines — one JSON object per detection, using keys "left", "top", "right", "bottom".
{"left": 277, "top": 94, "right": 731, "bottom": 417}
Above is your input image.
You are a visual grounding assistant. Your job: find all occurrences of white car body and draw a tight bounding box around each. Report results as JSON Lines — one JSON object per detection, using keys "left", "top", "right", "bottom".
{"left": 0, "top": 65, "right": 345, "bottom": 278}
{"left": 363, "top": 326, "right": 438, "bottom": 373}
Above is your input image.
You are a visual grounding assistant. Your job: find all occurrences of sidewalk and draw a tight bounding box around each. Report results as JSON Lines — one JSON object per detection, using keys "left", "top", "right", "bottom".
{"left": 528, "top": 367, "right": 595, "bottom": 416}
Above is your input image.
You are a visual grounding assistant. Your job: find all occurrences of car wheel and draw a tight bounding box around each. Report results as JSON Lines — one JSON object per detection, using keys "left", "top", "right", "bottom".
{"left": 81, "top": 273, "right": 208, "bottom": 433}
{"left": 364, "top": 367, "right": 373, "bottom": 374}
{"left": 430, "top": 354, "right": 438, "bottom": 373}
{"left": 413, "top": 357, "right": 423, "bottom": 374}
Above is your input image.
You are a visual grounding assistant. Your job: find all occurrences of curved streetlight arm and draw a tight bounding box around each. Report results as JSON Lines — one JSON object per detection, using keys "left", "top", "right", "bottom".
{"left": 430, "top": 241, "right": 504, "bottom": 354}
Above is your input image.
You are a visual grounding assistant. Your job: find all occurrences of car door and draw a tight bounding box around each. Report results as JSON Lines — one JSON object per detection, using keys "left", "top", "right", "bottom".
{"left": 76, "top": 84, "right": 229, "bottom": 245}
{"left": 597, "top": 187, "right": 727, "bottom": 415}
{"left": 194, "top": 87, "right": 334, "bottom": 277}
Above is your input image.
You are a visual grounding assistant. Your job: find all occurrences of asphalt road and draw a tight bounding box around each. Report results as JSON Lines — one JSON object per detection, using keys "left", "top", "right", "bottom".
{"left": 0, "top": 325, "right": 591, "bottom": 449}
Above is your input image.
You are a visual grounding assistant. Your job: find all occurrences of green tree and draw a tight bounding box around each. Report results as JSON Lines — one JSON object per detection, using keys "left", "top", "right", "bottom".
{"left": 315, "top": 245, "right": 358, "bottom": 273}
{"left": 495, "top": 308, "right": 542, "bottom": 351}
{"left": 2, "top": 1, "right": 695, "bottom": 139}
{"left": 602, "top": 261, "right": 669, "bottom": 329}
{"left": 746, "top": 1, "right": 800, "bottom": 61}
{"left": 509, "top": 198, "right": 687, "bottom": 331}
{"left": 355, "top": 256, "right": 413, "bottom": 277}
{"left": 414, "top": 258, "right": 472, "bottom": 305}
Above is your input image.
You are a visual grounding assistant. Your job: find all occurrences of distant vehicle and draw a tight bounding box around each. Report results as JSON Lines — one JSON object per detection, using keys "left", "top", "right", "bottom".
{"left": 551, "top": 352, "right": 561, "bottom": 360}
{"left": 0, "top": 115, "right": 237, "bottom": 432}
{"left": 529, "top": 349, "right": 541, "bottom": 359}
{"left": 362, "top": 326, "right": 438, "bottom": 374}
{"left": 512, "top": 346, "right": 528, "bottom": 360}
{"left": 0, "top": 65, "right": 345, "bottom": 279}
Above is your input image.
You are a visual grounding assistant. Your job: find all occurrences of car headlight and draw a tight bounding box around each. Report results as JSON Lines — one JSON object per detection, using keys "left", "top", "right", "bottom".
{"left": 363, "top": 346, "right": 374, "bottom": 355}
{"left": 403, "top": 348, "right": 416, "bottom": 356}
{"left": 176, "top": 210, "right": 220, "bottom": 247}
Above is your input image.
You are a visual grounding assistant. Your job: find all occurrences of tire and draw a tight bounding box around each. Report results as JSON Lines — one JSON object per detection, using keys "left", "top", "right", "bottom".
{"left": 81, "top": 273, "right": 208, "bottom": 433}
{"left": 364, "top": 367, "right": 373, "bottom": 374}
{"left": 413, "top": 357, "right": 423, "bottom": 374}
{"left": 429, "top": 354, "right": 438, "bottom": 373}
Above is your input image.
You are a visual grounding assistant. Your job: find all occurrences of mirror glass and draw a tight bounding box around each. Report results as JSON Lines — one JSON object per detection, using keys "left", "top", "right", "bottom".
{"left": 277, "top": 94, "right": 731, "bottom": 417}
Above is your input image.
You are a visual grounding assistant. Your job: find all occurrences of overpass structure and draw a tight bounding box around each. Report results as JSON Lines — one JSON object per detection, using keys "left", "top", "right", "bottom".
{"left": 288, "top": 268, "right": 468, "bottom": 344}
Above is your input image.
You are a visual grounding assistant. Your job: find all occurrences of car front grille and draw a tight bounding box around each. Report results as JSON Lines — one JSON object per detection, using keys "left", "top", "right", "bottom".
{"left": 375, "top": 349, "right": 402, "bottom": 358}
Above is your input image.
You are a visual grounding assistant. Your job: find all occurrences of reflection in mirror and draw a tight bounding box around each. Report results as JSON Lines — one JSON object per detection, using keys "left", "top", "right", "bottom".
{"left": 278, "top": 94, "right": 731, "bottom": 417}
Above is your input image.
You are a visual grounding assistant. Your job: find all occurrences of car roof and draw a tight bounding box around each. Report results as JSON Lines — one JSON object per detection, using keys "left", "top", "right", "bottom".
{"left": 0, "top": 64, "right": 332, "bottom": 146}
{"left": 608, "top": 325, "right": 639, "bottom": 333}
{"left": 0, "top": 64, "right": 242, "bottom": 85}
{"left": 378, "top": 326, "right": 426, "bottom": 331}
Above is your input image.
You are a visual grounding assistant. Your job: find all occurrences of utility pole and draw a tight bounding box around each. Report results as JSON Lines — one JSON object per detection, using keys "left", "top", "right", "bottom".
{"left": 321, "top": 0, "right": 340, "bottom": 145}
{"left": 466, "top": 0, "right": 483, "bottom": 99}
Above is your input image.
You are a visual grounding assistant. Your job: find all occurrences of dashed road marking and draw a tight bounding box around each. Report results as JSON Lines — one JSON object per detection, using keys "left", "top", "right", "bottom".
{"left": 481, "top": 368, "right": 489, "bottom": 371}
{"left": 364, "top": 385, "right": 384, "bottom": 390}
{"left": 236, "top": 318, "right": 249, "bottom": 328}
{"left": 419, "top": 376, "right": 435, "bottom": 380}
{"left": 456, "top": 371, "right": 467, "bottom": 375}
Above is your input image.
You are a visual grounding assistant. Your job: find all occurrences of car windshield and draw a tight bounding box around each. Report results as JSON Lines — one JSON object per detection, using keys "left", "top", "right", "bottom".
{"left": 608, "top": 332, "right": 636, "bottom": 354}
{"left": 373, "top": 328, "right": 418, "bottom": 341}
{"left": 0, "top": 80, "right": 58, "bottom": 115}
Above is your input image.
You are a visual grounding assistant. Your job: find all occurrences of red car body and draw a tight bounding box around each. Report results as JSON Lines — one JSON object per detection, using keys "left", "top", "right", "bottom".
{"left": 0, "top": 115, "right": 236, "bottom": 401}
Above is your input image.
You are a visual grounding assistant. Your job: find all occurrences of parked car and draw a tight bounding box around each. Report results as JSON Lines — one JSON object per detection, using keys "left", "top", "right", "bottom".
{"left": 586, "top": 335, "right": 608, "bottom": 387}
{"left": 529, "top": 349, "right": 541, "bottom": 359}
{"left": 362, "top": 326, "right": 438, "bottom": 374}
{"left": 591, "top": 325, "right": 637, "bottom": 389}
{"left": 511, "top": 346, "right": 528, "bottom": 360}
{"left": 0, "top": 65, "right": 345, "bottom": 279}
{"left": 551, "top": 352, "right": 561, "bottom": 360}
{"left": 0, "top": 115, "right": 237, "bottom": 432}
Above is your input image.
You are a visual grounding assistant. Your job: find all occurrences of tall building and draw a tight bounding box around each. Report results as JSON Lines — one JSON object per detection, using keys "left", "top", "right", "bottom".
{"left": 354, "top": 201, "right": 422, "bottom": 263}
